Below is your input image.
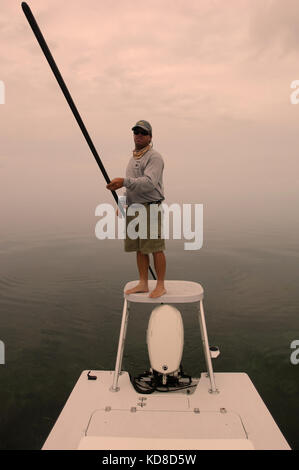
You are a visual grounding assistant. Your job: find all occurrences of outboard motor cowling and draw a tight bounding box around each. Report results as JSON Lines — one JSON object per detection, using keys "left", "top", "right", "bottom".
{"left": 130, "top": 304, "right": 193, "bottom": 394}
{"left": 147, "top": 304, "right": 184, "bottom": 376}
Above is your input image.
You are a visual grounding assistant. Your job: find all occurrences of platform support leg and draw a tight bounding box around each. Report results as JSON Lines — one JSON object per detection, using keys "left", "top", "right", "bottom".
{"left": 197, "top": 300, "right": 218, "bottom": 393}
{"left": 111, "top": 299, "right": 130, "bottom": 392}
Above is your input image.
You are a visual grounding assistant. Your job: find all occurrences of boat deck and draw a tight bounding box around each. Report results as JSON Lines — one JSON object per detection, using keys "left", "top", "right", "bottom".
{"left": 42, "top": 370, "right": 290, "bottom": 450}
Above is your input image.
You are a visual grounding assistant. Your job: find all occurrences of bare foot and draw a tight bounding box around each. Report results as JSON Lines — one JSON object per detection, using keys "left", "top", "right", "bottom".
{"left": 149, "top": 284, "right": 167, "bottom": 298}
{"left": 125, "top": 282, "right": 149, "bottom": 295}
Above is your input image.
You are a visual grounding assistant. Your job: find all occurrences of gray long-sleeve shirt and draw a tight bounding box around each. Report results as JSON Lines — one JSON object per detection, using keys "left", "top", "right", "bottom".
{"left": 123, "top": 147, "right": 165, "bottom": 205}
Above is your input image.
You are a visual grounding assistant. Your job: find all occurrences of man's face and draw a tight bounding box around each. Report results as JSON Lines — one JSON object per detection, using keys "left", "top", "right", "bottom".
{"left": 133, "top": 127, "right": 152, "bottom": 150}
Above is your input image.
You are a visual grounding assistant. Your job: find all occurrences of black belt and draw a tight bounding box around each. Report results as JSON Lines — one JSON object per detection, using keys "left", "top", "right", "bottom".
{"left": 143, "top": 200, "right": 163, "bottom": 205}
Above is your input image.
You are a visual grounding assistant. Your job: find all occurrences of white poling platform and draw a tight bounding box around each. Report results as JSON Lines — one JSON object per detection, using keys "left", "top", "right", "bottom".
{"left": 124, "top": 280, "right": 204, "bottom": 303}
{"left": 113, "top": 280, "right": 217, "bottom": 394}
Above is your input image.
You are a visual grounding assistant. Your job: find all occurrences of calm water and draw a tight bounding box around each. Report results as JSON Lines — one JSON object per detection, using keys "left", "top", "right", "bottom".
{"left": 0, "top": 228, "right": 299, "bottom": 449}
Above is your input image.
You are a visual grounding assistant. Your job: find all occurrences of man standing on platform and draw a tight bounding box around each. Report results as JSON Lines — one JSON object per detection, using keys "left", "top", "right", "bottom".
{"left": 106, "top": 120, "right": 166, "bottom": 298}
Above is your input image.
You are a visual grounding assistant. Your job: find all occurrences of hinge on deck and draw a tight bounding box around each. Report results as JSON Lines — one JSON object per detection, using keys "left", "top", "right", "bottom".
{"left": 137, "top": 402, "right": 146, "bottom": 408}
{"left": 137, "top": 397, "right": 147, "bottom": 408}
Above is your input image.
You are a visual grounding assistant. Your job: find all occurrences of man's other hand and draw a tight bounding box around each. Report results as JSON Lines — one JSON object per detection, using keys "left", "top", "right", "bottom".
{"left": 106, "top": 178, "right": 124, "bottom": 191}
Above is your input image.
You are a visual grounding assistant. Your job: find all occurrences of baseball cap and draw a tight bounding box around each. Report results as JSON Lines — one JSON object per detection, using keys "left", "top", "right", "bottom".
{"left": 132, "top": 120, "right": 152, "bottom": 135}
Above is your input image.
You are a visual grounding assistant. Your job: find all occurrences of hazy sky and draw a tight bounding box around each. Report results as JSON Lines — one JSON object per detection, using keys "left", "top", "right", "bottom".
{"left": 1, "top": 0, "right": 299, "bottom": 238}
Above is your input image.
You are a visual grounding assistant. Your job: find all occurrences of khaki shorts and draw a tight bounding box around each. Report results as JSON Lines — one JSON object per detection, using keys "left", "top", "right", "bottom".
{"left": 124, "top": 202, "right": 165, "bottom": 254}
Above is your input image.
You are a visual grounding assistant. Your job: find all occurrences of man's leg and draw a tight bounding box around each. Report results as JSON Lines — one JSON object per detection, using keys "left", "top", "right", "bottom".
{"left": 149, "top": 251, "right": 166, "bottom": 298}
{"left": 124, "top": 251, "right": 149, "bottom": 294}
